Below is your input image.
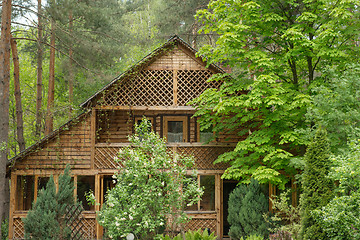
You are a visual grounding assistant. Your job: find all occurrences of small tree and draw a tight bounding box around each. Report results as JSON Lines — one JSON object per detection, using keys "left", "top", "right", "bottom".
{"left": 228, "top": 179, "right": 269, "bottom": 239}
{"left": 98, "top": 119, "right": 203, "bottom": 240}
{"left": 300, "top": 128, "right": 333, "bottom": 240}
{"left": 23, "top": 166, "right": 75, "bottom": 240}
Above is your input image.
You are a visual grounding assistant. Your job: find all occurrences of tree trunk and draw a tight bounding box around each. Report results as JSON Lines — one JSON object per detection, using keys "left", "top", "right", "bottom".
{"left": 0, "top": 0, "right": 12, "bottom": 235}
{"left": 10, "top": 35, "right": 25, "bottom": 152}
{"left": 35, "top": 0, "right": 43, "bottom": 138}
{"left": 45, "top": 18, "right": 56, "bottom": 136}
{"left": 68, "top": 10, "right": 74, "bottom": 118}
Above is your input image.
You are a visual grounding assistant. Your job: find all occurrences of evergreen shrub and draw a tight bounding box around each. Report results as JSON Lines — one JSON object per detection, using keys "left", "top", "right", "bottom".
{"left": 23, "top": 166, "right": 76, "bottom": 240}
{"left": 228, "top": 179, "right": 269, "bottom": 239}
{"left": 300, "top": 128, "right": 333, "bottom": 240}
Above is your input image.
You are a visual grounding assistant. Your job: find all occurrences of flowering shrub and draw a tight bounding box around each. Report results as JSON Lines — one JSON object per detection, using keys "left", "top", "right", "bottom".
{"left": 98, "top": 119, "right": 203, "bottom": 239}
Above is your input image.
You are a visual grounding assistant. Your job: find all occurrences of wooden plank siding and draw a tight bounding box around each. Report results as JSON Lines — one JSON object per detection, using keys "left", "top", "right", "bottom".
{"left": 13, "top": 114, "right": 91, "bottom": 170}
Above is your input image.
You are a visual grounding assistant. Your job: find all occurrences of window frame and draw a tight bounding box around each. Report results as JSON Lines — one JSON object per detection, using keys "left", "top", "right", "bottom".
{"left": 163, "top": 116, "right": 188, "bottom": 143}
{"left": 184, "top": 174, "right": 216, "bottom": 213}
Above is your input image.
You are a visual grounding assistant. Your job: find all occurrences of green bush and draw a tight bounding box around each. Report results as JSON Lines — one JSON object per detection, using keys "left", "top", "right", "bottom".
{"left": 265, "top": 190, "right": 301, "bottom": 240}
{"left": 156, "top": 229, "right": 217, "bottom": 240}
{"left": 300, "top": 128, "right": 333, "bottom": 240}
{"left": 312, "top": 140, "right": 360, "bottom": 239}
{"left": 240, "top": 234, "right": 264, "bottom": 240}
{"left": 98, "top": 119, "right": 203, "bottom": 239}
{"left": 228, "top": 179, "right": 269, "bottom": 239}
{"left": 1, "top": 218, "right": 8, "bottom": 240}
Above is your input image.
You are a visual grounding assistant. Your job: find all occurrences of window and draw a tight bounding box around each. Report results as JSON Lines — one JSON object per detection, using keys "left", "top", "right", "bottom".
{"left": 199, "top": 125, "right": 214, "bottom": 143}
{"left": 185, "top": 175, "right": 215, "bottom": 212}
{"left": 16, "top": 176, "right": 35, "bottom": 211}
{"left": 77, "top": 176, "right": 95, "bottom": 211}
{"left": 164, "top": 116, "right": 188, "bottom": 142}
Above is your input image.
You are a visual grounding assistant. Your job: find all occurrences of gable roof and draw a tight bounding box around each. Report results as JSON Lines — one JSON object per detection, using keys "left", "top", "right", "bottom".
{"left": 80, "top": 35, "right": 224, "bottom": 108}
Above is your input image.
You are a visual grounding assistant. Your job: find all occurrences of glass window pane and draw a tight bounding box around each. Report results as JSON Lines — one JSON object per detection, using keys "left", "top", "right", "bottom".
{"left": 200, "top": 175, "right": 215, "bottom": 211}
{"left": 168, "top": 121, "right": 183, "bottom": 142}
{"left": 77, "top": 176, "right": 95, "bottom": 211}
{"left": 37, "top": 177, "right": 49, "bottom": 192}
{"left": 184, "top": 176, "right": 198, "bottom": 211}
{"left": 200, "top": 126, "right": 213, "bottom": 143}
{"left": 16, "top": 176, "right": 35, "bottom": 211}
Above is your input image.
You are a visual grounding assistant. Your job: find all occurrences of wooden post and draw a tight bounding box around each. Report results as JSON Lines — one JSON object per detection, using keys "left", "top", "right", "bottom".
{"left": 173, "top": 70, "right": 178, "bottom": 106}
{"left": 8, "top": 173, "right": 16, "bottom": 240}
{"left": 269, "top": 183, "right": 276, "bottom": 212}
{"left": 215, "top": 174, "right": 221, "bottom": 239}
{"left": 73, "top": 175, "right": 77, "bottom": 201}
{"left": 90, "top": 109, "right": 96, "bottom": 169}
{"left": 54, "top": 175, "right": 59, "bottom": 193}
{"left": 95, "top": 174, "right": 101, "bottom": 239}
{"left": 34, "top": 175, "right": 38, "bottom": 203}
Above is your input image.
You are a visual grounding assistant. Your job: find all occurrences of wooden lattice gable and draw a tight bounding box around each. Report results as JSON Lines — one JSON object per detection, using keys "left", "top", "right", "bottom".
{"left": 80, "top": 35, "right": 224, "bottom": 108}
{"left": 8, "top": 111, "right": 91, "bottom": 172}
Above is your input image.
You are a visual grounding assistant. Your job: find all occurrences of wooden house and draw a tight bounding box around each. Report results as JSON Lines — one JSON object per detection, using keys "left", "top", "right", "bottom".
{"left": 8, "top": 36, "right": 250, "bottom": 239}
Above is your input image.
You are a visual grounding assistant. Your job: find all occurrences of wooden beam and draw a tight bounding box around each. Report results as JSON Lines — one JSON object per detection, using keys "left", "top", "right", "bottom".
{"left": 34, "top": 175, "right": 38, "bottom": 203}
{"left": 90, "top": 108, "right": 96, "bottom": 169}
{"left": 95, "top": 174, "right": 101, "bottom": 239}
{"left": 215, "top": 174, "right": 221, "bottom": 238}
{"left": 8, "top": 173, "right": 16, "bottom": 240}
{"left": 95, "top": 142, "right": 237, "bottom": 147}
{"left": 173, "top": 70, "right": 178, "bottom": 106}
{"left": 95, "top": 106, "right": 195, "bottom": 111}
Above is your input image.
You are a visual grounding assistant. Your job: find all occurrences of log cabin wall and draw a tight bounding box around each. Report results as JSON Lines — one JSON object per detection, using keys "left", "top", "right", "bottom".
{"left": 8, "top": 37, "right": 253, "bottom": 240}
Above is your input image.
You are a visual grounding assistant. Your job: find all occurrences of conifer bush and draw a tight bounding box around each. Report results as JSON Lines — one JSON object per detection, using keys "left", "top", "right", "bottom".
{"left": 227, "top": 179, "right": 269, "bottom": 239}
{"left": 300, "top": 128, "right": 333, "bottom": 240}
{"left": 23, "top": 166, "right": 76, "bottom": 240}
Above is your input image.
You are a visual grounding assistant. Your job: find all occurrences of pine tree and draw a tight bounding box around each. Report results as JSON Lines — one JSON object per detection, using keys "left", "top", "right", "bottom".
{"left": 300, "top": 128, "right": 333, "bottom": 239}
{"left": 228, "top": 179, "right": 269, "bottom": 239}
{"left": 23, "top": 166, "right": 75, "bottom": 240}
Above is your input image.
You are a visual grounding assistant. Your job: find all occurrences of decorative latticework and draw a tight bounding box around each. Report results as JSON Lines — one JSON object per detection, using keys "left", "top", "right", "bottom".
{"left": 177, "top": 70, "right": 221, "bottom": 106}
{"left": 94, "top": 147, "right": 124, "bottom": 169}
{"left": 177, "top": 147, "right": 233, "bottom": 170}
{"left": 13, "top": 218, "right": 24, "bottom": 239}
{"left": 95, "top": 146, "right": 232, "bottom": 170}
{"left": 102, "top": 70, "right": 173, "bottom": 106}
{"left": 184, "top": 218, "right": 217, "bottom": 235}
{"left": 77, "top": 218, "right": 96, "bottom": 240}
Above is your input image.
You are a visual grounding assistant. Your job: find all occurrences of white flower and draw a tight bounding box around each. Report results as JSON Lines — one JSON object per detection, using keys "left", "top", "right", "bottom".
{"left": 120, "top": 218, "right": 126, "bottom": 221}
{"left": 109, "top": 202, "right": 114, "bottom": 207}
{"left": 115, "top": 222, "right": 120, "bottom": 226}
{"left": 129, "top": 215, "right": 133, "bottom": 220}
{"left": 160, "top": 222, "right": 164, "bottom": 226}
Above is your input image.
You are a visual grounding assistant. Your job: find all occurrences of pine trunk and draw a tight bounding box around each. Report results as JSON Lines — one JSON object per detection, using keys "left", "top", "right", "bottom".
{"left": 35, "top": 0, "right": 43, "bottom": 138}
{"left": 68, "top": 10, "right": 73, "bottom": 118}
{"left": 10, "top": 36, "right": 25, "bottom": 152}
{"left": 0, "top": 0, "right": 12, "bottom": 235}
{"left": 45, "top": 19, "right": 56, "bottom": 136}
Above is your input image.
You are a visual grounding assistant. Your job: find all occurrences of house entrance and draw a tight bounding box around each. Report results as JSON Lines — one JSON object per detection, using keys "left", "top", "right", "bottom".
{"left": 223, "top": 180, "right": 238, "bottom": 238}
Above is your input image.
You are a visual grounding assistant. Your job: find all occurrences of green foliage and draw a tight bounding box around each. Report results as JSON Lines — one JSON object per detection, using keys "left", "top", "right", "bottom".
{"left": 156, "top": 229, "right": 217, "bottom": 240}
{"left": 192, "top": 0, "right": 360, "bottom": 187}
{"left": 98, "top": 119, "right": 203, "bottom": 240}
{"left": 312, "top": 140, "right": 360, "bottom": 239}
{"left": 306, "top": 64, "right": 360, "bottom": 153}
{"left": 300, "top": 129, "right": 333, "bottom": 240}
{"left": 1, "top": 218, "right": 8, "bottom": 240}
{"left": 240, "top": 234, "right": 264, "bottom": 240}
{"left": 23, "top": 166, "right": 76, "bottom": 240}
{"left": 228, "top": 179, "right": 269, "bottom": 239}
{"left": 265, "top": 190, "right": 301, "bottom": 240}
